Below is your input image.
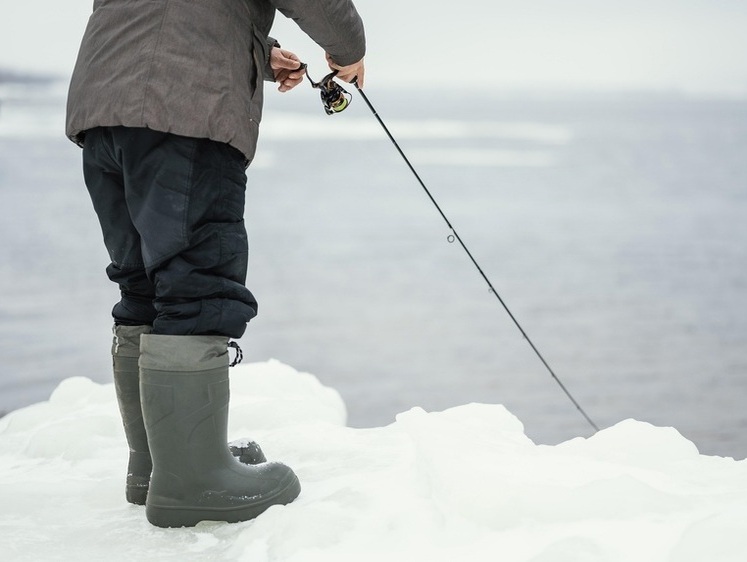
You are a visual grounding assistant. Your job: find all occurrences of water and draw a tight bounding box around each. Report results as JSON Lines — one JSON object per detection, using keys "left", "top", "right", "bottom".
{"left": 1, "top": 82, "right": 746, "bottom": 458}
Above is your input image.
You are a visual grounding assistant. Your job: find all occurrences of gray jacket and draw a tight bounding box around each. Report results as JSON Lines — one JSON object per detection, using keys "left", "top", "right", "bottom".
{"left": 66, "top": 0, "right": 365, "bottom": 163}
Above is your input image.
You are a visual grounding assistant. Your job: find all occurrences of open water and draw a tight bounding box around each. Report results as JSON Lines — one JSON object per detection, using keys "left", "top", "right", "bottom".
{"left": 1, "top": 81, "right": 746, "bottom": 458}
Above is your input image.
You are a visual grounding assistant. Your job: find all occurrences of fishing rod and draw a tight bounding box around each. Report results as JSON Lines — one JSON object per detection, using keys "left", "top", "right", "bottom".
{"left": 302, "top": 66, "right": 600, "bottom": 433}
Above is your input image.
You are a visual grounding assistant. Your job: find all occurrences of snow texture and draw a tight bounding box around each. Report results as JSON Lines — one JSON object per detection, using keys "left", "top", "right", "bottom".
{"left": 0, "top": 360, "right": 746, "bottom": 561}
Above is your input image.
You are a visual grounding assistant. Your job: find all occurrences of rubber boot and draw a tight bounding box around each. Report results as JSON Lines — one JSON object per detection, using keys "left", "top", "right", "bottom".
{"left": 139, "top": 334, "right": 301, "bottom": 528}
{"left": 112, "top": 325, "right": 154, "bottom": 505}
{"left": 112, "top": 326, "right": 266, "bottom": 506}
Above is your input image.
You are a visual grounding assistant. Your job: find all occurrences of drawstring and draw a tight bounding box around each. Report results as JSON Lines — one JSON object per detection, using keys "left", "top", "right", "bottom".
{"left": 228, "top": 341, "right": 243, "bottom": 367}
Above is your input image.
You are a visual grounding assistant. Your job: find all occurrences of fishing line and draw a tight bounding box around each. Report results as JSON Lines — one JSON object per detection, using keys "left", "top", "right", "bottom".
{"left": 301, "top": 65, "right": 599, "bottom": 432}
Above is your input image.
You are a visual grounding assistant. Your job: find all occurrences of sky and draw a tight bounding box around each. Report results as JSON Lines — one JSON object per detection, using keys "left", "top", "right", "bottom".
{"left": 1, "top": 1, "right": 747, "bottom": 94}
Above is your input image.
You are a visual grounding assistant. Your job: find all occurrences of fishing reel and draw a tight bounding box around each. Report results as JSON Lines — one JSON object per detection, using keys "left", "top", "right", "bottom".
{"left": 302, "top": 65, "right": 352, "bottom": 115}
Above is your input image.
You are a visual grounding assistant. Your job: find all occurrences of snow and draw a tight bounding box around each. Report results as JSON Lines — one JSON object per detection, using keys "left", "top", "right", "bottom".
{"left": 1, "top": 361, "right": 745, "bottom": 561}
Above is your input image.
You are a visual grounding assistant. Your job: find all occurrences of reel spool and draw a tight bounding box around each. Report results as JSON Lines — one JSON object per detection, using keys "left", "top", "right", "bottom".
{"left": 302, "top": 65, "right": 352, "bottom": 115}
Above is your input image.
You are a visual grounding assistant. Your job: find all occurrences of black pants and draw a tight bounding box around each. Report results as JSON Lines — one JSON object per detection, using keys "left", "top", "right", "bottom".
{"left": 83, "top": 126, "right": 257, "bottom": 338}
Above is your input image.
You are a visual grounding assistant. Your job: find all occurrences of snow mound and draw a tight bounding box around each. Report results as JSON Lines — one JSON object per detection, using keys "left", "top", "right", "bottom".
{"left": 0, "top": 360, "right": 745, "bottom": 561}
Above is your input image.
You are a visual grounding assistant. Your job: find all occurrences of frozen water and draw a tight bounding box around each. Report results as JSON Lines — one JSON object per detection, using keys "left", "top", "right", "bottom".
{"left": 1, "top": 82, "right": 747, "bottom": 460}
{"left": 0, "top": 362, "right": 745, "bottom": 561}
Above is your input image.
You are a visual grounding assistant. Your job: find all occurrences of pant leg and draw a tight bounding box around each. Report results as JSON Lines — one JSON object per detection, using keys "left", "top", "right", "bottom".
{"left": 100, "top": 126, "right": 257, "bottom": 338}
{"left": 83, "top": 127, "right": 157, "bottom": 326}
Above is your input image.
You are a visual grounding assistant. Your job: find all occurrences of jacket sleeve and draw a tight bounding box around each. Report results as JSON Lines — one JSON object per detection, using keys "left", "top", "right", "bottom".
{"left": 268, "top": 0, "right": 366, "bottom": 66}
{"left": 264, "top": 36, "right": 281, "bottom": 82}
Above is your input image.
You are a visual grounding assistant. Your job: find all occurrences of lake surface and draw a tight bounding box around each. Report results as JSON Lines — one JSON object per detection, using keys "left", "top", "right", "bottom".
{"left": 1, "top": 81, "right": 746, "bottom": 458}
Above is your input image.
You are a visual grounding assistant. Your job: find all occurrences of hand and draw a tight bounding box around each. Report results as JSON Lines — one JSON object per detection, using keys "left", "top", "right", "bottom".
{"left": 326, "top": 53, "right": 365, "bottom": 89}
{"left": 270, "top": 47, "right": 305, "bottom": 92}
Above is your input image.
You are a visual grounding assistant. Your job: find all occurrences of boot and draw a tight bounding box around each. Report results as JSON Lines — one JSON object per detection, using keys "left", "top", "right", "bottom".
{"left": 112, "top": 325, "right": 266, "bottom": 506}
{"left": 112, "top": 325, "right": 154, "bottom": 505}
{"left": 139, "top": 334, "right": 301, "bottom": 527}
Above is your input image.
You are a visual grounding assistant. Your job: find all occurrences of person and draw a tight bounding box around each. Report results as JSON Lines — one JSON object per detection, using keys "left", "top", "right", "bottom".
{"left": 65, "top": 0, "right": 366, "bottom": 528}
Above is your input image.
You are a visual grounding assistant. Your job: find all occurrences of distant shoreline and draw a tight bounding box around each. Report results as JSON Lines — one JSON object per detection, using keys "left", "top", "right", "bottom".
{"left": 0, "top": 68, "right": 58, "bottom": 85}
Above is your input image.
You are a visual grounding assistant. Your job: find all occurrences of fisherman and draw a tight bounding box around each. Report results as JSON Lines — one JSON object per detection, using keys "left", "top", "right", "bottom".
{"left": 65, "top": 0, "right": 365, "bottom": 528}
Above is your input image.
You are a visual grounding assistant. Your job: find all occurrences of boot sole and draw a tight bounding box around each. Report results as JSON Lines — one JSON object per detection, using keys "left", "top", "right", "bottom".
{"left": 146, "top": 472, "right": 301, "bottom": 528}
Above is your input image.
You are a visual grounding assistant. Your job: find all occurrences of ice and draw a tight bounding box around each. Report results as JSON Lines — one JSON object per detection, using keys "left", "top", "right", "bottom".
{"left": 405, "top": 147, "right": 558, "bottom": 167}
{"left": 1, "top": 360, "right": 745, "bottom": 561}
{"left": 259, "top": 111, "right": 573, "bottom": 143}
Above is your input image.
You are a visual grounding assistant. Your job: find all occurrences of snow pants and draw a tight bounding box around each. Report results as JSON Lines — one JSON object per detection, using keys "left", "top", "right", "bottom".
{"left": 82, "top": 126, "right": 258, "bottom": 338}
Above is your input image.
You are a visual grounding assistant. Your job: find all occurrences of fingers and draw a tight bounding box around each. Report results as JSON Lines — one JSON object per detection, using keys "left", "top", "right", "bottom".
{"left": 337, "top": 67, "right": 364, "bottom": 89}
{"left": 276, "top": 70, "right": 304, "bottom": 92}
{"left": 326, "top": 54, "right": 365, "bottom": 89}
{"left": 275, "top": 67, "right": 305, "bottom": 92}
{"left": 270, "top": 47, "right": 306, "bottom": 92}
{"left": 270, "top": 47, "right": 302, "bottom": 71}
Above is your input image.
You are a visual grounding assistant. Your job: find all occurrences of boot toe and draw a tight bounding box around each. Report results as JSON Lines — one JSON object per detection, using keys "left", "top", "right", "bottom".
{"left": 147, "top": 463, "right": 301, "bottom": 527}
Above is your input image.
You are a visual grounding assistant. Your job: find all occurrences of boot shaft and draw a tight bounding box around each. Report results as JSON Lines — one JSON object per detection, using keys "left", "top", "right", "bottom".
{"left": 112, "top": 325, "right": 152, "bottom": 454}
{"left": 112, "top": 324, "right": 154, "bottom": 504}
{"left": 112, "top": 324, "right": 152, "bottom": 358}
{"left": 139, "top": 335, "right": 235, "bottom": 473}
